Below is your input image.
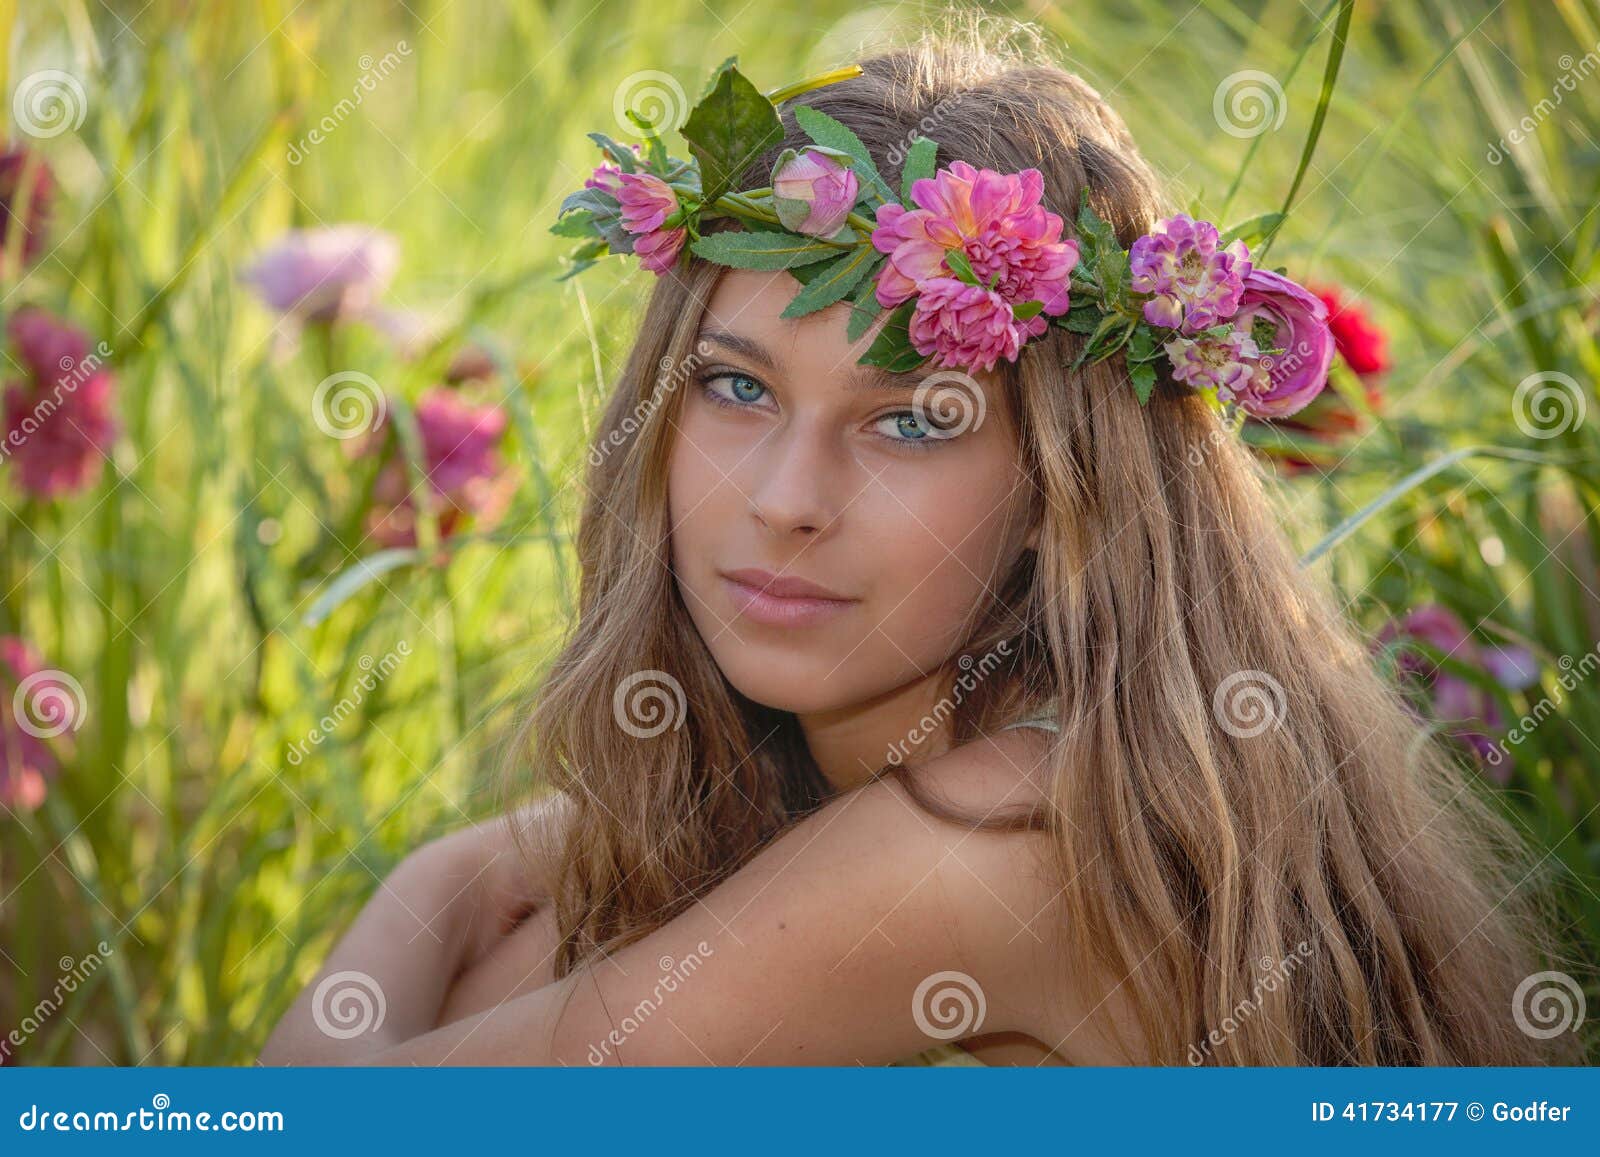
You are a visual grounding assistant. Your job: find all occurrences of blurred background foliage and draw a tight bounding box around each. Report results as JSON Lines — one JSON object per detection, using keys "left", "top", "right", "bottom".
{"left": 0, "top": 0, "right": 1597, "bottom": 1063}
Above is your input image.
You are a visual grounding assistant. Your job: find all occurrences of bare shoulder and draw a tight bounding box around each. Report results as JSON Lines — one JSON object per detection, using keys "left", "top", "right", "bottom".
{"left": 522, "top": 727, "right": 1089, "bottom": 1064}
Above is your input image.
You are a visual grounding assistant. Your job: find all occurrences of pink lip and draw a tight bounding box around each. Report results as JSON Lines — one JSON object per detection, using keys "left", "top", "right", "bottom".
{"left": 719, "top": 568, "right": 858, "bottom": 627}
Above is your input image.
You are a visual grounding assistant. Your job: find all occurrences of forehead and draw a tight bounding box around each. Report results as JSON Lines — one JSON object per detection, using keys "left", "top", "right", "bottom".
{"left": 695, "top": 268, "right": 1005, "bottom": 397}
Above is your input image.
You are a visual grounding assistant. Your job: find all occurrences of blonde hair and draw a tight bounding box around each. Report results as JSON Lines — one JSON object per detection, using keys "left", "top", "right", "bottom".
{"left": 500, "top": 8, "right": 1587, "bottom": 1065}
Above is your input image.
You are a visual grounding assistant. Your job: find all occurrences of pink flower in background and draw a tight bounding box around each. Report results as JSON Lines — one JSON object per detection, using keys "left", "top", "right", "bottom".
{"left": 1377, "top": 604, "right": 1539, "bottom": 781}
{"left": 771, "top": 147, "right": 858, "bottom": 238}
{"left": 1225, "top": 269, "right": 1334, "bottom": 419}
{"left": 0, "top": 147, "right": 55, "bottom": 272}
{"left": 614, "top": 171, "right": 687, "bottom": 274}
{"left": 1129, "top": 213, "right": 1252, "bottom": 333}
{"left": 870, "top": 160, "right": 1077, "bottom": 369}
{"left": 359, "top": 386, "right": 517, "bottom": 550}
{"left": 240, "top": 225, "right": 400, "bottom": 322}
{"left": 1, "top": 309, "right": 118, "bottom": 499}
{"left": 0, "top": 635, "right": 64, "bottom": 810}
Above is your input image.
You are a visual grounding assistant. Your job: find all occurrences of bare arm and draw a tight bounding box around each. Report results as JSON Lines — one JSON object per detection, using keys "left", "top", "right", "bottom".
{"left": 351, "top": 737, "right": 1064, "bottom": 1066}
{"left": 258, "top": 793, "right": 573, "bottom": 1065}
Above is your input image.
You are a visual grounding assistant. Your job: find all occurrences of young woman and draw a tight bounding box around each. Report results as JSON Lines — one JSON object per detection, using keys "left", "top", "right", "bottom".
{"left": 261, "top": 14, "right": 1582, "bottom": 1067}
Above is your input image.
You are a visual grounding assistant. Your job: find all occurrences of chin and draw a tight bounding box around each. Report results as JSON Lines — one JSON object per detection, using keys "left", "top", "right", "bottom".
{"left": 712, "top": 647, "right": 861, "bottom": 715}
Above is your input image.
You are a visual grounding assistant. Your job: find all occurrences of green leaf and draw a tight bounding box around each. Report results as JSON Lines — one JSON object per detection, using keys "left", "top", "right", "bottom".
{"left": 549, "top": 209, "right": 597, "bottom": 238}
{"left": 901, "top": 136, "right": 937, "bottom": 202}
{"left": 689, "top": 229, "right": 842, "bottom": 270}
{"left": 1129, "top": 361, "right": 1157, "bottom": 405}
{"left": 944, "top": 247, "right": 980, "bottom": 286}
{"left": 1258, "top": 0, "right": 1357, "bottom": 260}
{"left": 1218, "top": 212, "right": 1285, "bottom": 251}
{"left": 782, "top": 246, "right": 881, "bottom": 317}
{"left": 846, "top": 270, "right": 885, "bottom": 343}
{"left": 858, "top": 301, "right": 926, "bottom": 372}
{"left": 793, "top": 103, "right": 897, "bottom": 205}
{"left": 682, "top": 61, "right": 785, "bottom": 207}
{"left": 1071, "top": 312, "right": 1130, "bottom": 369}
{"left": 303, "top": 549, "right": 422, "bottom": 627}
{"left": 1012, "top": 299, "right": 1044, "bottom": 321}
{"left": 1062, "top": 304, "right": 1104, "bottom": 335}
{"left": 587, "top": 131, "right": 642, "bottom": 171}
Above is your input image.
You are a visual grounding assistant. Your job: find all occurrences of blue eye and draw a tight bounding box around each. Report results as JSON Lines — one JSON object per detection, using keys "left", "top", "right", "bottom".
{"left": 875, "top": 409, "right": 958, "bottom": 449}
{"left": 700, "top": 371, "right": 768, "bottom": 408}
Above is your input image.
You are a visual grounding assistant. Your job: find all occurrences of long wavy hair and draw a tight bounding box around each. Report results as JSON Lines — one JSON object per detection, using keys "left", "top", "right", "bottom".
{"left": 498, "top": 9, "right": 1586, "bottom": 1065}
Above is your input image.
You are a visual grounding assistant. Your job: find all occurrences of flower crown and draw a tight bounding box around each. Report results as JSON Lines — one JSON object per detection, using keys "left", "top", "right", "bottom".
{"left": 553, "top": 59, "right": 1335, "bottom": 421}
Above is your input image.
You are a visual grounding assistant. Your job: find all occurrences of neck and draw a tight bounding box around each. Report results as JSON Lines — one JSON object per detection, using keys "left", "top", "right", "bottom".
{"left": 796, "top": 667, "right": 957, "bottom": 794}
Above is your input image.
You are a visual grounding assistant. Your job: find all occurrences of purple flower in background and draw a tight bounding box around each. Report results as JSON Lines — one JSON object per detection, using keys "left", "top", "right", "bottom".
{"left": 1377, "top": 604, "right": 1540, "bottom": 781}
{"left": 1225, "top": 269, "right": 1335, "bottom": 419}
{"left": 771, "top": 146, "right": 858, "bottom": 238}
{"left": 1129, "top": 213, "right": 1252, "bottom": 334}
{"left": 0, "top": 147, "right": 55, "bottom": 272}
{"left": 1, "top": 635, "right": 63, "bottom": 810}
{"left": 240, "top": 225, "right": 400, "bottom": 323}
{"left": 2, "top": 309, "right": 118, "bottom": 499}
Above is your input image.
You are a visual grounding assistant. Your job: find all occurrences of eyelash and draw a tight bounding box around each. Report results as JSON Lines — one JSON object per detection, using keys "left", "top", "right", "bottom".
{"left": 695, "top": 370, "right": 956, "bottom": 451}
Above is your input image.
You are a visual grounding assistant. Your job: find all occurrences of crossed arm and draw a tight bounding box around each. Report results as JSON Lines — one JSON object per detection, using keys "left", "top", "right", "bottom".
{"left": 259, "top": 737, "right": 1062, "bottom": 1066}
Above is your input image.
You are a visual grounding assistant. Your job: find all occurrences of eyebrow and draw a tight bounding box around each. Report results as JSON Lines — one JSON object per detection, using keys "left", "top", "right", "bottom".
{"left": 698, "top": 328, "right": 919, "bottom": 391}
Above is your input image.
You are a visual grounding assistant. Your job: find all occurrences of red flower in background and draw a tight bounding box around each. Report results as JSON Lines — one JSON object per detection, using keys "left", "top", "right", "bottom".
{"left": 0, "top": 147, "right": 55, "bottom": 272}
{"left": 1, "top": 309, "right": 119, "bottom": 499}
{"left": 353, "top": 386, "right": 517, "bottom": 551}
{"left": 1309, "top": 282, "right": 1390, "bottom": 377}
{"left": 1246, "top": 280, "right": 1390, "bottom": 476}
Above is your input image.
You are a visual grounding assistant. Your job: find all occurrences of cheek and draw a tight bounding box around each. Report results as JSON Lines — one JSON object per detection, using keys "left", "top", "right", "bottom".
{"left": 860, "top": 460, "right": 1024, "bottom": 658}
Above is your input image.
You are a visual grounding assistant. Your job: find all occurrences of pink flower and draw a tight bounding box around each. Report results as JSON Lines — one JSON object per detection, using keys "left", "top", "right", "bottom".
{"left": 1225, "top": 269, "right": 1334, "bottom": 419}
{"left": 359, "top": 386, "right": 517, "bottom": 550}
{"left": 905, "top": 278, "right": 1030, "bottom": 373}
{"left": 2, "top": 309, "right": 118, "bottom": 499}
{"left": 0, "top": 147, "right": 55, "bottom": 272}
{"left": 240, "top": 225, "right": 400, "bottom": 323}
{"left": 771, "top": 147, "right": 858, "bottom": 238}
{"left": 1129, "top": 213, "right": 1252, "bottom": 333}
{"left": 614, "top": 171, "right": 687, "bottom": 274}
{"left": 1, "top": 635, "right": 63, "bottom": 810}
{"left": 870, "top": 160, "right": 1077, "bottom": 369}
{"left": 583, "top": 145, "right": 643, "bottom": 197}
{"left": 1163, "top": 328, "right": 1260, "bottom": 395}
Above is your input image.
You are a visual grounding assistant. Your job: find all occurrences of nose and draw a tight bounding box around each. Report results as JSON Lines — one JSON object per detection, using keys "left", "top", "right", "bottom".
{"left": 743, "top": 417, "right": 842, "bottom": 538}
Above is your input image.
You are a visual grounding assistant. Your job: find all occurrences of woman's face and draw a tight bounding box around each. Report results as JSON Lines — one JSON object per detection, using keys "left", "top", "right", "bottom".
{"left": 667, "top": 268, "right": 1039, "bottom": 715}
